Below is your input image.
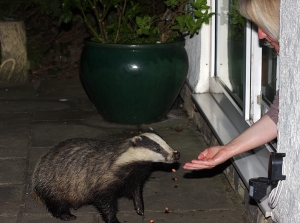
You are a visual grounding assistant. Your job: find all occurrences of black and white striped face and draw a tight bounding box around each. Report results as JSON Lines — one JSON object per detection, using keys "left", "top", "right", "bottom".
{"left": 115, "top": 133, "right": 180, "bottom": 166}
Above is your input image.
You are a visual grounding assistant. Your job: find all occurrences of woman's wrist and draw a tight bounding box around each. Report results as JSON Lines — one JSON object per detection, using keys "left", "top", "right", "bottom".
{"left": 223, "top": 140, "right": 244, "bottom": 158}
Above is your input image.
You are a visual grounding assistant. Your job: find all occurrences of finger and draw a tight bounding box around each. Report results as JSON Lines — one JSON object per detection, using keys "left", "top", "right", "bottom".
{"left": 192, "top": 159, "right": 217, "bottom": 167}
{"left": 191, "top": 159, "right": 214, "bottom": 165}
{"left": 183, "top": 164, "right": 214, "bottom": 170}
{"left": 184, "top": 159, "right": 213, "bottom": 166}
{"left": 182, "top": 165, "right": 199, "bottom": 170}
{"left": 183, "top": 161, "right": 215, "bottom": 170}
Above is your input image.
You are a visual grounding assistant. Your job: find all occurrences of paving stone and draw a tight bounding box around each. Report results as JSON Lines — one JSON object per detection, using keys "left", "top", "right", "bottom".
{"left": 115, "top": 209, "right": 249, "bottom": 223}
{"left": 0, "top": 99, "right": 80, "bottom": 113}
{"left": 30, "top": 119, "right": 141, "bottom": 147}
{"left": 20, "top": 213, "right": 100, "bottom": 223}
{"left": 0, "top": 139, "right": 28, "bottom": 158}
{"left": 31, "top": 121, "right": 108, "bottom": 147}
{"left": 0, "top": 83, "right": 38, "bottom": 100}
{"left": 0, "top": 113, "right": 31, "bottom": 141}
{"left": 0, "top": 215, "right": 18, "bottom": 223}
{"left": 0, "top": 159, "right": 27, "bottom": 184}
{"left": 80, "top": 98, "right": 97, "bottom": 111}
{"left": 0, "top": 79, "right": 250, "bottom": 223}
{"left": 0, "top": 185, "right": 24, "bottom": 215}
{"left": 0, "top": 112, "right": 30, "bottom": 121}
{"left": 27, "top": 147, "right": 49, "bottom": 176}
{"left": 32, "top": 110, "right": 101, "bottom": 121}
{"left": 37, "top": 79, "right": 88, "bottom": 99}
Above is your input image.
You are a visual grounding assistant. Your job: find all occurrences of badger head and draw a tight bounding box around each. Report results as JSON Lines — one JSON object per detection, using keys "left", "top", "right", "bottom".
{"left": 115, "top": 132, "right": 180, "bottom": 165}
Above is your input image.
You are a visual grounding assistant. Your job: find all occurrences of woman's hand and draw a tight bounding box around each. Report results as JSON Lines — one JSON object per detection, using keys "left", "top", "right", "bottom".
{"left": 183, "top": 115, "right": 277, "bottom": 170}
{"left": 183, "top": 146, "right": 233, "bottom": 170}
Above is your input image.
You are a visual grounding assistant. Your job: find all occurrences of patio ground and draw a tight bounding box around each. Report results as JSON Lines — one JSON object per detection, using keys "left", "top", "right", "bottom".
{"left": 0, "top": 78, "right": 250, "bottom": 223}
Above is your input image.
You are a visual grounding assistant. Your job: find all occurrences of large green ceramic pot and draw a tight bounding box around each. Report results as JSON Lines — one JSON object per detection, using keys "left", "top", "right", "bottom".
{"left": 80, "top": 38, "right": 189, "bottom": 124}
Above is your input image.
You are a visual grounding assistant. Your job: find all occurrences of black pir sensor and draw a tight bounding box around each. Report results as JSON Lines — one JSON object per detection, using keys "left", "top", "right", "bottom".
{"left": 249, "top": 152, "right": 286, "bottom": 200}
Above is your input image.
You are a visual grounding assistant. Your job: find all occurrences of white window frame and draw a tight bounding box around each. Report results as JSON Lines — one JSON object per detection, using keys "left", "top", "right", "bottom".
{"left": 189, "top": 0, "right": 278, "bottom": 217}
{"left": 248, "top": 22, "right": 263, "bottom": 123}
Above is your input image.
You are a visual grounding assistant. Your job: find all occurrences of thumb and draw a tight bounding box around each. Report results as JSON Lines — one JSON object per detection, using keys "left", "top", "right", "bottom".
{"left": 198, "top": 149, "right": 208, "bottom": 160}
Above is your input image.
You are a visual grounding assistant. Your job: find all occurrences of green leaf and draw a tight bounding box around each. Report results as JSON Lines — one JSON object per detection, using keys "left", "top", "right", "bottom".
{"left": 72, "top": 0, "right": 82, "bottom": 8}
{"left": 175, "top": 16, "right": 185, "bottom": 28}
{"left": 171, "top": 25, "right": 182, "bottom": 30}
{"left": 192, "top": 0, "right": 207, "bottom": 9}
{"left": 61, "top": 11, "right": 73, "bottom": 23}
{"left": 186, "top": 18, "right": 196, "bottom": 30}
{"left": 83, "top": 0, "right": 90, "bottom": 10}
{"left": 142, "top": 28, "right": 149, "bottom": 35}
{"left": 62, "top": 1, "right": 72, "bottom": 13}
{"left": 194, "top": 10, "right": 204, "bottom": 18}
{"left": 164, "top": 0, "right": 178, "bottom": 7}
{"left": 136, "top": 16, "right": 143, "bottom": 26}
{"left": 137, "top": 29, "right": 143, "bottom": 35}
{"left": 143, "top": 16, "right": 148, "bottom": 24}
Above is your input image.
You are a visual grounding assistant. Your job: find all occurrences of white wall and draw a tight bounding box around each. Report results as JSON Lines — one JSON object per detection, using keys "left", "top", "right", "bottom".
{"left": 185, "top": 34, "right": 203, "bottom": 91}
{"left": 273, "top": 0, "right": 300, "bottom": 222}
{"left": 185, "top": 1, "right": 213, "bottom": 94}
{"left": 185, "top": 23, "right": 212, "bottom": 93}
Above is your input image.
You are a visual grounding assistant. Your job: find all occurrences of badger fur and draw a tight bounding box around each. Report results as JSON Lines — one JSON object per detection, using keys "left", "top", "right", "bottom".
{"left": 31, "top": 132, "right": 180, "bottom": 223}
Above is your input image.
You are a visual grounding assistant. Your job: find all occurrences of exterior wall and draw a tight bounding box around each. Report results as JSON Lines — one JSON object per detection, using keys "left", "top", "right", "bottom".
{"left": 185, "top": 34, "right": 202, "bottom": 91}
{"left": 180, "top": 85, "right": 274, "bottom": 223}
{"left": 182, "top": 1, "right": 300, "bottom": 222}
{"left": 185, "top": 7, "right": 211, "bottom": 93}
{"left": 273, "top": 1, "right": 300, "bottom": 222}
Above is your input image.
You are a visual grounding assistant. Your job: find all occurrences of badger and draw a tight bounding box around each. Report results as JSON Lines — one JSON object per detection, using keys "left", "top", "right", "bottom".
{"left": 31, "top": 132, "right": 180, "bottom": 223}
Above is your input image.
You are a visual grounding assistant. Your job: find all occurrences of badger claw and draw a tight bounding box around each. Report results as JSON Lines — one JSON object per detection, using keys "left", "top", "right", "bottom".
{"left": 135, "top": 209, "right": 146, "bottom": 220}
{"left": 135, "top": 207, "right": 144, "bottom": 216}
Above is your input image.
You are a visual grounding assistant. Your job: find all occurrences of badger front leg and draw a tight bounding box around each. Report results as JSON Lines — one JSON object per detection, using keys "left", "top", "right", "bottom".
{"left": 93, "top": 197, "right": 120, "bottom": 223}
{"left": 132, "top": 184, "right": 145, "bottom": 219}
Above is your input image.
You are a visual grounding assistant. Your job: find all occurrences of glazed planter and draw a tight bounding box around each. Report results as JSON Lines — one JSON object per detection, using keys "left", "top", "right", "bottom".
{"left": 80, "top": 38, "right": 189, "bottom": 124}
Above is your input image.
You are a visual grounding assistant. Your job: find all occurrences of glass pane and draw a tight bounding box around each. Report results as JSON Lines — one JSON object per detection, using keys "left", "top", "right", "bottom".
{"left": 215, "top": 0, "right": 246, "bottom": 108}
{"left": 261, "top": 44, "right": 277, "bottom": 105}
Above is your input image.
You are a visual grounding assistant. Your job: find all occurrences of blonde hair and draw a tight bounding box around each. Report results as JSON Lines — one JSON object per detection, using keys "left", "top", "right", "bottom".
{"left": 237, "top": 0, "right": 280, "bottom": 41}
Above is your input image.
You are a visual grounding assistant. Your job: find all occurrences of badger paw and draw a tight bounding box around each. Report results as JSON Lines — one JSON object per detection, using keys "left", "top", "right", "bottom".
{"left": 135, "top": 208, "right": 145, "bottom": 220}
{"left": 59, "top": 213, "right": 77, "bottom": 221}
{"left": 135, "top": 207, "right": 143, "bottom": 215}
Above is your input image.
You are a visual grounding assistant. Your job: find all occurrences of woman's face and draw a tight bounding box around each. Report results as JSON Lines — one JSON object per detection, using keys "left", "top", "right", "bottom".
{"left": 258, "top": 28, "right": 279, "bottom": 52}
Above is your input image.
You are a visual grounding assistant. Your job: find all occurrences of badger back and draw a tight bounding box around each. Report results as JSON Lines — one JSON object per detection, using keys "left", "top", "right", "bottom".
{"left": 31, "top": 138, "right": 128, "bottom": 206}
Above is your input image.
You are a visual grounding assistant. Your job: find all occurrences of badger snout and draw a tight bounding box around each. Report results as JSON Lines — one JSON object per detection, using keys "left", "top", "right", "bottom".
{"left": 173, "top": 151, "right": 180, "bottom": 160}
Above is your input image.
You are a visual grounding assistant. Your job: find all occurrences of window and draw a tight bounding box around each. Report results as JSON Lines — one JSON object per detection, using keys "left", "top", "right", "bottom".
{"left": 214, "top": 0, "right": 278, "bottom": 122}
{"left": 261, "top": 44, "right": 278, "bottom": 115}
{"left": 189, "top": 0, "right": 279, "bottom": 216}
{"left": 215, "top": 0, "right": 246, "bottom": 109}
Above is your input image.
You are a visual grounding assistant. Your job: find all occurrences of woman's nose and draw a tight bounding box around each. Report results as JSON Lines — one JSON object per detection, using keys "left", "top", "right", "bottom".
{"left": 258, "top": 28, "right": 268, "bottom": 39}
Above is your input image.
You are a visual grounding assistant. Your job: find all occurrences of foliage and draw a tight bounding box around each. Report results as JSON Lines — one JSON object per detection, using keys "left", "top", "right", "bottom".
{"left": 0, "top": 0, "right": 63, "bottom": 67}
{"left": 60, "top": 0, "right": 214, "bottom": 44}
{"left": 228, "top": 0, "right": 246, "bottom": 41}
{"left": 0, "top": 0, "right": 62, "bottom": 20}
{"left": 0, "top": 0, "right": 80, "bottom": 77}
{"left": 0, "top": 0, "right": 213, "bottom": 78}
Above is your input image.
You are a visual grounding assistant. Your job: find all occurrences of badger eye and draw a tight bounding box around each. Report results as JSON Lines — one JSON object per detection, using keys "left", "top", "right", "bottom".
{"left": 157, "top": 148, "right": 161, "bottom": 152}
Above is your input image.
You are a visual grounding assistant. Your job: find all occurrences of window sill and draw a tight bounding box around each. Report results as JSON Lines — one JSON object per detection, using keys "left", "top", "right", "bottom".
{"left": 192, "top": 92, "right": 272, "bottom": 217}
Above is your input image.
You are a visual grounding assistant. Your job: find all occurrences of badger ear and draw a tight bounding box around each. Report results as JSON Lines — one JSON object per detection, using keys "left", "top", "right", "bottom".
{"left": 131, "top": 136, "right": 142, "bottom": 147}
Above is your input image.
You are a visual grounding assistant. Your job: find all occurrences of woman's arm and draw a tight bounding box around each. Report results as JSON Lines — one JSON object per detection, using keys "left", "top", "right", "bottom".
{"left": 183, "top": 114, "right": 278, "bottom": 170}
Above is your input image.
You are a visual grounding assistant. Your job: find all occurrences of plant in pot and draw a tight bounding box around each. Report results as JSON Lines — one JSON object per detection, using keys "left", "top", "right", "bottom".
{"left": 60, "top": 0, "right": 213, "bottom": 124}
